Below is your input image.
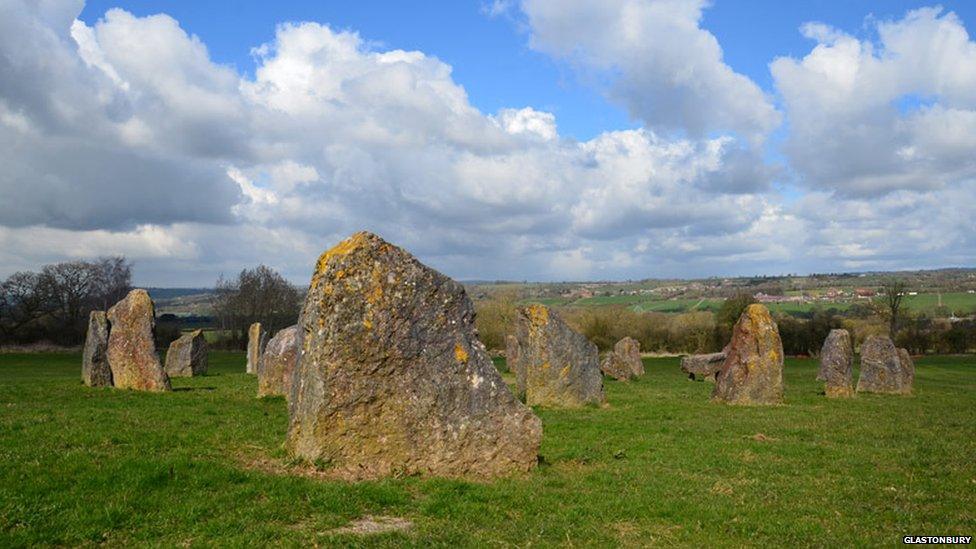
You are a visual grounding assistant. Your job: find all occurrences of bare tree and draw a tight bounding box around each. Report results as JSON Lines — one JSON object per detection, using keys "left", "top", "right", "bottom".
{"left": 211, "top": 265, "right": 302, "bottom": 348}
{"left": 878, "top": 279, "right": 907, "bottom": 337}
{"left": 0, "top": 271, "right": 51, "bottom": 341}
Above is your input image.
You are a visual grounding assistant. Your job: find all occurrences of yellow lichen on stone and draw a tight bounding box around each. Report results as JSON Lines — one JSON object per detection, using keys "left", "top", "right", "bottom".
{"left": 525, "top": 304, "right": 549, "bottom": 326}
{"left": 311, "top": 232, "right": 370, "bottom": 290}
{"left": 560, "top": 365, "right": 570, "bottom": 378}
{"left": 363, "top": 318, "right": 373, "bottom": 330}
{"left": 454, "top": 343, "right": 469, "bottom": 364}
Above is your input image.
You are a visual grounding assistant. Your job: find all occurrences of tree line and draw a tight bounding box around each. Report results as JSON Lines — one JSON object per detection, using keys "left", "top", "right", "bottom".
{"left": 0, "top": 257, "right": 132, "bottom": 346}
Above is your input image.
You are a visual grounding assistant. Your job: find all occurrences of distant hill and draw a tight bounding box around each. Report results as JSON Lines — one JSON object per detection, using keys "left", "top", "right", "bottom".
{"left": 144, "top": 287, "right": 213, "bottom": 300}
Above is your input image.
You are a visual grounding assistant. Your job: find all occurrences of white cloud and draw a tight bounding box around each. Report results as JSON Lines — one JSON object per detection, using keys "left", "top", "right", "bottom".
{"left": 771, "top": 7, "right": 976, "bottom": 196}
{"left": 519, "top": 0, "right": 781, "bottom": 144}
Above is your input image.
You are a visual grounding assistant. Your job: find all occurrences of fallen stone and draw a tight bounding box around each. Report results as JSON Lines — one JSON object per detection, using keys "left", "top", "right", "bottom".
{"left": 600, "top": 336, "right": 644, "bottom": 381}
{"left": 164, "top": 329, "right": 209, "bottom": 377}
{"left": 680, "top": 351, "right": 727, "bottom": 382}
{"left": 258, "top": 325, "right": 299, "bottom": 399}
{"left": 820, "top": 329, "right": 853, "bottom": 398}
{"left": 106, "top": 289, "right": 171, "bottom": 392}
{"left": 286, "top": 232, "right": 542, "bottom": 479}
{"left": 712, "top": 304, "right": 784, "bottom": 405}
{"left": 856, "top": 335, "right": 912, "bottom": 395}
{"left": 246, "top": 322, "right": 266, "bottom": 375}
{"left": 514, "top": 304, "right": 604, "bottom": 407}
{"left": 82, "top": 310, "right": 113, "bottom": 387}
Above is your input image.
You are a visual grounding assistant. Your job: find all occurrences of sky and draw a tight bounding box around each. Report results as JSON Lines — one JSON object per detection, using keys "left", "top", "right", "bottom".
{"left": 1, "top": 1, "right": 975, "bottom": 286}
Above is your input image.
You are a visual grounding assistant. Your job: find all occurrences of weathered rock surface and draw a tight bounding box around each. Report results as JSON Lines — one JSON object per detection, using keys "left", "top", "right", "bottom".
{"left": 600, "top": 337, "right": 644, "bottom": 381}
{"left": 505, "top": 334, "right": 520, "bottom": 374}
{"left": 819, "top": 329, "right": 853, "bottom": 397}
{"left": 712, "top": 304, "right": 784, "bottom": 405}
{"left": 106, "top": 289, "right": 171, "bottom": 392}
{"left": 259, "top": 325, "right": 299, "bottom": 399}
{"left": 82, "top": 311, "right": 113, "bottom": 387}
{"left": 856, "top": 335, "right": 912, "bottom": 395}
{"left": 246, "top": 322, "right": 266, "bottom": 375}
{"left": 680, "top": 351, "right": 727, "bottom": 382}
{"left": 164, "top": 329, "right": 208, "bottom": 377}
{"left": 286, "top": 232, "right": 542, "bottom": 479}
{"left": 514, "top": 304, "right": 604, "bottom": 407}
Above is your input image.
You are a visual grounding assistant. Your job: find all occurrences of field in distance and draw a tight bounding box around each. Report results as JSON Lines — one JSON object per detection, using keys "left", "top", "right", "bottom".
{"left": 1, "top": 352, "right": 973, "bottom": 545}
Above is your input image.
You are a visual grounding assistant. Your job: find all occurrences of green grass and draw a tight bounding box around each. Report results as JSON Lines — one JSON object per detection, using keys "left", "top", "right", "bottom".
{"left": 902, "top": 292, "right": 976, "bottom": 315}
{"left": 1, "top": 352, "right": 975, "bottom": 546}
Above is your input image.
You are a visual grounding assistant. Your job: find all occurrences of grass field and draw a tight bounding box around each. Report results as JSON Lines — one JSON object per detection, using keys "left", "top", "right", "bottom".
{"left": 2, "top": 352, "right": 975, "bottom": 546}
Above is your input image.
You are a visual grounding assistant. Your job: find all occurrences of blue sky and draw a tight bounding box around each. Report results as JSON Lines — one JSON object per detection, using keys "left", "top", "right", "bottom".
{"left": 77, "top": 1, "right": 975, "bottom": 140}
{"left": 2, "top": 1, "right": 975, "bottom": 285}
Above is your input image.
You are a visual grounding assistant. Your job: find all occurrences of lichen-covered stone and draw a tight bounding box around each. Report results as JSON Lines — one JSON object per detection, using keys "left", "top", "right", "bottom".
{"left": 680, "top": 351, "right": 727, "bottom": 382}
{"left": 600, "top": 337, "right": 644, "bottom": 381}
{"left": 712, "top": 304, "right": 784, "bottom": 405}
{"left": 106, "top": 289, "right": 170, "bottom": 392}
{"left": 246, "top": 322, "right": 266, "bottom": 375}
{"left": 514, "top": 304, "right": 604, "bottom": 407}
{"left": 82, "top": 311, "right": 113, "bottom": 387}
{"left": 820, "top": 329, "right": 853, "bottom": 397}
{"left": 897, "top": 348, "right": 915, "bottom": 392}
{"left": 164, "top": 329, "right": 208, "bottom": 377}
{"left": 286, "top": 232, "right": 542, "bottom": 479}
{"left": 504, "top": 334, "right": 520, "bottom": 374}
{"left": 856, "top": 335, "right": 912, "bottom": 395}
{"left": 258, "top": 325, "right": 299, "bottom": 399}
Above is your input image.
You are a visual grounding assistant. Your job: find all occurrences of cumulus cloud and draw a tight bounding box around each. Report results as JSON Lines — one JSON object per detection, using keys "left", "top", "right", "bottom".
{"left": 519, "top": 0, "right": 781, "bottom": 143}
{"left": 772, "top": 7, "right": 976, "bottom": 196}
{"left": 0, "top": 1, "right": 972, "bottom": 285}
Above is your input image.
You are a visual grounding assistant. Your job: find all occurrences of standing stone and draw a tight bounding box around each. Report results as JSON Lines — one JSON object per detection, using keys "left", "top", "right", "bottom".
{"left": 286, "top": 232, "right": 541, "bottom": 479}
{"left": 856, "top": 335, "right": 912, "bottom": 395}
{"left": 258, "top": 325, "right": 299, "bottom": 399}
{"left": 106, "top": 289, "right": 171, "bottom": 392}
{"left": 680, "top": 351, "right": 727, "bottom": 382}
{"left": 897, "top": 348, "right": 915, "bottom": 392}
{"left": 819, "top": 329, "right": 853, "bottom": 398}
{"left": 712, "top": 304, "right": 784, "bottom": 405}
{"left": 504, "top": 334, "right": 520, "bottom": 375}
{"left": 514, "top": 304, "right": 604, "bottom": 407}
{"left": 246, "top": 322, "right": 266, "bottom": 375}
{"left": 164, "top": 329, "right": 209, "bottom": 377}
{"left": 82, "top": 311, "right": 113, "bottom": 387}
{"left": 600, "top": 337, "right": 644, "bottom": 381}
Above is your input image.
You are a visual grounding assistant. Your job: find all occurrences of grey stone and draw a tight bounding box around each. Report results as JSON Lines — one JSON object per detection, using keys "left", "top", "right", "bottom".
{"left": 246, "top": 322, "right": 266, "bottom": 375}
{"left": 856, "top": 335, "right": 912, "bottom": 395}
{"left": 82, "top": 310, "right": 113, "bottom": 387}
{"left": 164, "top": 329, "right": 208, "bottom": 377}
{"left": 513, "top": 304, "right": 604, "bottom": 407}
{"left": 820, "top": 329, "right": 853, "bottom": 397}
{"left": 712, "top": 304, "right": 784, "bottom": 405}
{"left": 286, "top": 232, "right": 542, "bottom": 479}
{"left": 680, "top": 351, "right": 727, "bottom": 382}
{"left": 259, "top": 325, "right": 299, "bottom": 399}
{"left": 106, "top": 289, "right": 171, "bottom": 392}
{"left": 600, "top": 337, "right": 644, "bottom": 381}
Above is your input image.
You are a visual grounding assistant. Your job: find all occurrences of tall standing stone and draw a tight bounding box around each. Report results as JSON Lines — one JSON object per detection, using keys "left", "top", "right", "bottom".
{"left": 286, "top": 232, "right": 542, "bottom": 479}
{"left": 514, "top": 304, "right": 604, "bottom": 407}
{"left": 712, "top": 304, "right": 784, "bottom": 405}
{"left": 106, "top": 289, "right": 171, "bottom": 392}
{"left": 856, "top": 335, "right": 912, "bottom": 395}
{"left": 164, "top": 329, "right": 209, "bottom": 377}
{"left": 600, "top": 337, "right": 644, "bottom": 381}
{"left": 819, "top": 329, "right": 853, "bottom": 398}
{"left": 82, "top": 311, "right": 113, "bottom": 387}
{"left": 505, "top": 334, "right": 520, "bottom": 375}
{"left": 246, "top": 322, "right": 266, "bottom": 375}
{"left": 897, "top": 348, "right": 915, "bottom": 392}
{"left": 258, "top": 325, "right": 299, "bottom": 399}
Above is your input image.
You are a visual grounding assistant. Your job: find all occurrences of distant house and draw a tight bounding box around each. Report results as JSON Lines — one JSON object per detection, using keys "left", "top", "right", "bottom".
{"left": 855, "top": 288, "right": 876, "bottom": 298}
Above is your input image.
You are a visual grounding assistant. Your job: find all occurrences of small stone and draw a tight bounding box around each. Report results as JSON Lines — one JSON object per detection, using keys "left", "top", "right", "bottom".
{"left": 514, "top": 304, "right": 604, "bottom": 407}
{"left": 856, "top": 335, "right": 912, "bottom": 395}
{"left": 106, "top": 289, "right": 171, "bottom": 392}
{"left": 258, "top": 325, "right": 299, "bottom": 399}
{"left": 680, "top": 351, "right": 727, "bottom": 382}
{"left": 600, "top": 337, "right": 644, "bottom": 381}
{"left": 82, "top": 311, "right": 113, "bottom": 387}
{"left": 287, "top": 232, "right": 541, "bottom": 479}
{"left": 246, "top": 322, "right": 266, "bottom": 375}
{"left": 164, "top": 329, "right": 209, "bottom": 377}
{"left": 712, "top": 304, "right": 784, "bottom": 405}
{"left": 820, "top": 329, "right": 853, "bottom": 398}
